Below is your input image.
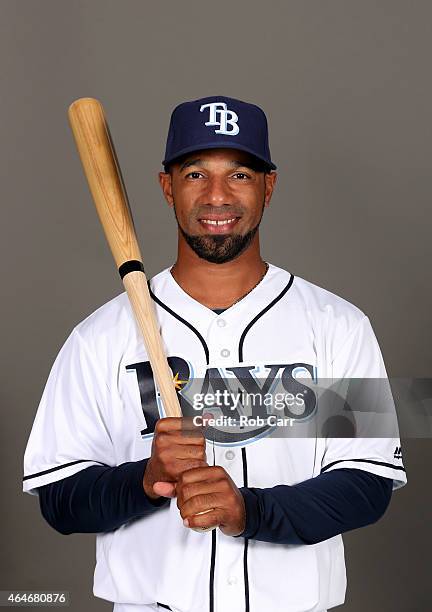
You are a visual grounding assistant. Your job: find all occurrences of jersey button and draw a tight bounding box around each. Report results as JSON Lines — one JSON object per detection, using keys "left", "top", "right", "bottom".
{"left": 217, "top": 318, "right": 226, "bottom": 327}
{"left": 225, "top": 450, "right": 235, "bottom": 460}
{"left": 220, "top": 348, "right": 230, "bottom": 358}
{"left": 227, "top": 576, "right": 238, "bottom": 586}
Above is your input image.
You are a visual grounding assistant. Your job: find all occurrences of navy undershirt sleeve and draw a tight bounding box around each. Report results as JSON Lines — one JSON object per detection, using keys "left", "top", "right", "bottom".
{"left": 38, "top": 459, "right": 169, "bottom": 535}
{"left": 237, "top": 468, "right": 393, "bottom": 545}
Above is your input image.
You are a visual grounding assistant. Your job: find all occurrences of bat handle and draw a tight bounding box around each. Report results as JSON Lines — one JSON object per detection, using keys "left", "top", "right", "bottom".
{"left": 124, "top": 272, "right": 215, "bottom": 529}
{"left": 122, "top": 270, "right": 182, "bottom": 417}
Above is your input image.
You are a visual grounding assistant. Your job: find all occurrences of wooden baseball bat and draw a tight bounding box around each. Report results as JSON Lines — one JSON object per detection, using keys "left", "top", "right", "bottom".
{"left": 68, "top": 97, "right": 181, "bottom": 419}
{"left": 68, "top": 98, "right": 215, "bottom": 531}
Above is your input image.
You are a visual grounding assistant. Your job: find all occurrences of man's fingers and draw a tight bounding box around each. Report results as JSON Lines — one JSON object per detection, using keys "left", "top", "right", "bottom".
{"left": 154, "top": 433, "right": 206, "bottom": 451}
{"left": 171, "top": 459, "right": 208, "bottom": 477}
{"left": 152, "top": 481, "right": 176, "bottom": 498}
{"left": 178, "top": 491, "right": 227, "bottom": 519}
{"left": 153, "top": 460, "right": 208, "bottom": 485}
{"left": 154, "top": 416, "right": 204, "bottom": 437}
{"left": 178, "top": 465, "right": 226, "bottom": 485}
{"left": 157, "top": 443, "right": 206, "bottom": 462}
{"left": 176, "top": 476, "right": 228, "bottom": 507}
{"left": 174, "top": 445, "right": 207, "bottom": 459}
{"left": 183, "top": 509, "right": 222, "bottom": 531}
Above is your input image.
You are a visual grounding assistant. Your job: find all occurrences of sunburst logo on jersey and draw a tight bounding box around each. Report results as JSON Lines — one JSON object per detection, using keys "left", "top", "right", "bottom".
{"left": 173, "top": 372, "right": 188, "bottom": 390}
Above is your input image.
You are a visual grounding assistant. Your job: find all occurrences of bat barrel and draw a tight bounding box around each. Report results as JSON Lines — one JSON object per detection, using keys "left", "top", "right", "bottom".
{"left": 68, "top": 97, "right": 143, "bottom": 272}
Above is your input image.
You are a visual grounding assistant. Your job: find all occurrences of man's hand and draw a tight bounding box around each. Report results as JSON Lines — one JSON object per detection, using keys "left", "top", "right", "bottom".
{"left": 143, "top": 417, "right": 207, "bottom": 500}
{"left": 176, "top": 466, "right": 246, "bottom": 536}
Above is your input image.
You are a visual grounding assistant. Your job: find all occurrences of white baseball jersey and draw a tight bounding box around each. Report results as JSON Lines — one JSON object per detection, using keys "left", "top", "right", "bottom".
{"left": 23, "top": 263, "right": 406, "bottom": 612}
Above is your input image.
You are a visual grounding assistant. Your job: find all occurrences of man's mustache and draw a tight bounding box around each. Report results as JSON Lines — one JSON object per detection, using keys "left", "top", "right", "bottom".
{"left": 193, "top": 205, "right": 244, "bottom": 217}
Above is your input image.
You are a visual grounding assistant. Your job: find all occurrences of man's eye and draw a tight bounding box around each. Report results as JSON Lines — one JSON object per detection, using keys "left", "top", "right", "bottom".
{"left": 186, "top": 171, "right": 204, "bottom": 179}
{"left": 233, "top": 172, "right": 249, "bottom": 180}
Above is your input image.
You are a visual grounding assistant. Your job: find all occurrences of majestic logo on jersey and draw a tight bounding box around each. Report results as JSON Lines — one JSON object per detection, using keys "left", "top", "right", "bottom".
{"left": 200, "top": 102, "right": 240, "bottom": 135}
{"left": 126, "top": 357, "right": 317, "bottom": 446}
{"left": 394, "top": 446, "right": 403, "bottom": 459}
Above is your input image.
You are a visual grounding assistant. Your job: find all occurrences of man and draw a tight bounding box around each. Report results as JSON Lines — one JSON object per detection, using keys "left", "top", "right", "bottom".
{"left": 23, "top": 96, "right": 406, "bottom": 612}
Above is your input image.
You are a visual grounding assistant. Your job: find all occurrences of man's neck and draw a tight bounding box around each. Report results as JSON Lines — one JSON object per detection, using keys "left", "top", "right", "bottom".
{"left": 170, "top": 237, "right": 268, "bottom": 309}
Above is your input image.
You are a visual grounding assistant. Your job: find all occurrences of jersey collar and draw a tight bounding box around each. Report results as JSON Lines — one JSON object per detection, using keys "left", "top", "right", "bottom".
{"left": 149, "top": 263, "right": 293, "bottom": 332}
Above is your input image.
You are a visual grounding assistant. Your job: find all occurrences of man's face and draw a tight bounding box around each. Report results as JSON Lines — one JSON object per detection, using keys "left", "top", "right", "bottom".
{"left": 159, "top": 148, "right": 277, "bottom": 263}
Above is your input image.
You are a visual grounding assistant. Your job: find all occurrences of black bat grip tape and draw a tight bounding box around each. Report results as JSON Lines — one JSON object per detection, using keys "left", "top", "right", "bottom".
{"left": 118, "top": 260, "right": 145, "bottom": 279}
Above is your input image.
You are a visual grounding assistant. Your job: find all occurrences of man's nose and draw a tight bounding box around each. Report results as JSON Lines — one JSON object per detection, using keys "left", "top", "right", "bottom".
{"left": 205, "top": 176, "right": 232, "bottom": 205}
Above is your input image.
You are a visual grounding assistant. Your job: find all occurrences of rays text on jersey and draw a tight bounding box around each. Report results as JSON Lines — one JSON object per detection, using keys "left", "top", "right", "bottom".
{"left": 126, "top": 356, "right": 318, "bottom": 445}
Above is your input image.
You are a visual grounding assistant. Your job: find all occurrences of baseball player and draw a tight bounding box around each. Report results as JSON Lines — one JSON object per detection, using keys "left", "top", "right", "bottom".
{"left": 23, "top": 96, "right": 407, "bottom": 612}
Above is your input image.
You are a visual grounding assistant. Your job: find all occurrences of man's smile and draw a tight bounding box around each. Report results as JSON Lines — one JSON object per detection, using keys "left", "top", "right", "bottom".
{"left": 198, "top": 215, "right": 241, "bottom": 233}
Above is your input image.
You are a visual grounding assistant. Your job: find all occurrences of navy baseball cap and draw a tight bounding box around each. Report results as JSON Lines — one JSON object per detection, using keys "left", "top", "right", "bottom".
{"left": 162, "top": 95, "right": 276, "bottom": 171}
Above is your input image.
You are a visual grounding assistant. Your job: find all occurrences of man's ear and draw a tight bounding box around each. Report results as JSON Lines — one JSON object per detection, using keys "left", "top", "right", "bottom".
{"left": 264, "top": 171, "right": 277, "bottom": 208}
{"left": 158, "top": 171, "right": 174, "bottom": 207}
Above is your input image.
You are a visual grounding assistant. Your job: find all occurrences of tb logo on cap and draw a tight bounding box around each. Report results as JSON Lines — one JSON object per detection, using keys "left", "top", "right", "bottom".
{"left": 200, "top": 102, "right": 240, "bottom": 136}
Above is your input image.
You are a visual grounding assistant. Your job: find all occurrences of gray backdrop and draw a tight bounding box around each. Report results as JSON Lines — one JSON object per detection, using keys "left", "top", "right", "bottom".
{"left": 1, "top": 1, "right": 430, "bottom": 610}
